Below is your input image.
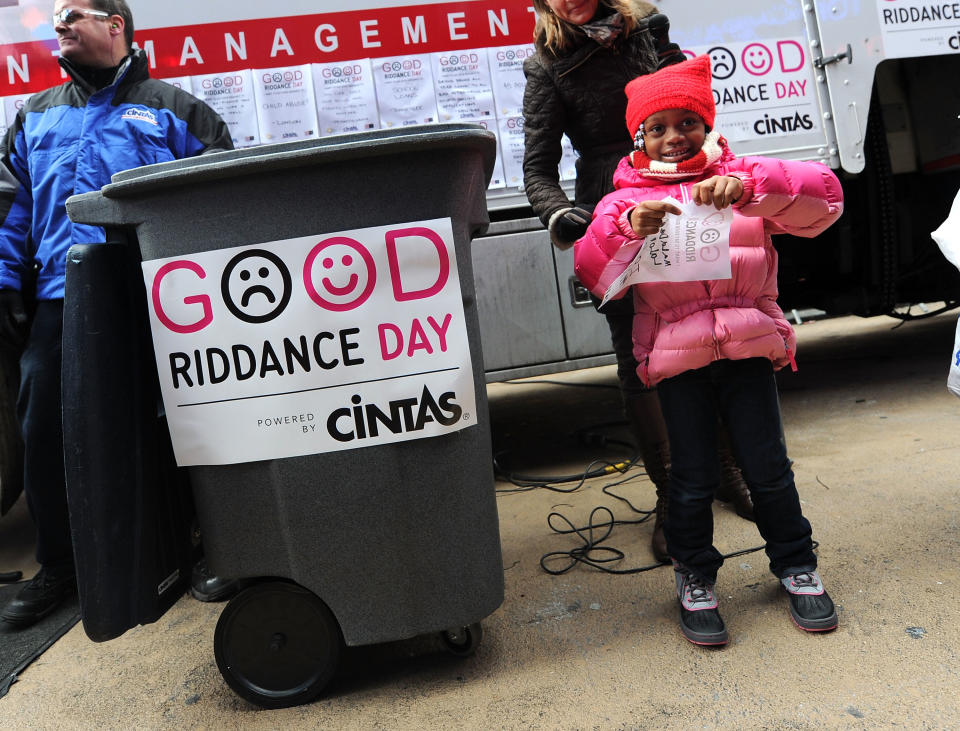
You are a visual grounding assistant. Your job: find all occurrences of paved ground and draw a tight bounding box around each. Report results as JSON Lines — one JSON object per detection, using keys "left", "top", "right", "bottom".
{"left": 2, "top": 308, "right": 960, "bottom": 728}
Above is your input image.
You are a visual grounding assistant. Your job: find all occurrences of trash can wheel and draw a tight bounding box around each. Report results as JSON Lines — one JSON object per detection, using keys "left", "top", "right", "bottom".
{"left": 440, "top": 622, "right": 483, "bottom": 657}
{"left": 213, "top": 580, "right": 343, "bottom": 709}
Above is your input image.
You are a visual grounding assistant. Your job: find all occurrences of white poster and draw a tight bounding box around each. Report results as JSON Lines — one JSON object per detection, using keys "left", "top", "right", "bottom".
{"left": 497, "top": 115, "right": 525, "bottom": 187}
{"left": 1, "top": 93, "right": 30, "bottom": 131}
{"left": 464, "top": 118, "right": 506, "bottom": 189}
{"left": 312, "top": 59, "right": 379, "bottom": 136}
{"left": 192, "top": 69, "right": 260, "bottom": 148}
{"left": 877, "top": 0, "right": 960, "bottom": 57}
{"left": 159, "top": 76, "right": 194, "bottom": 93}
{"left": 430, "top": 49, "right": 495, "bottom": 122}
{"left": 601, "top": 197, "right": 733, "bottom": 305}
{"left": 141, "top": 218, "right": 477, "bottom": 466}
{"left": 689, "top": 39, "right": 821, "bottom": 144}
{"left": 487, "top": 44, "right": 534, "bottom": 118}
{"left": 0, "top": 101, "right": 7, "bottom": 140}
{"left": 373, "top": 54, "right": 439, "bottom": 127}
{"left": 253, "top": 64, "right": 319, "bottom": 143}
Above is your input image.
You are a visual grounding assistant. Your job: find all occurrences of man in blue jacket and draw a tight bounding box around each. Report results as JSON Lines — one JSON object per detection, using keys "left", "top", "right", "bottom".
{"left": 0, "top": 0, "right": 235, "bottom": 625}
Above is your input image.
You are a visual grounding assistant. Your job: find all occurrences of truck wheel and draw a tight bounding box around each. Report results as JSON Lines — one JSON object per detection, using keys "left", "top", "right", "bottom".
{"left": 440, "top": 622, "right": 483, "bottom": 657}
{"left": 214, "top": 581, "right": 342, "bottom": 708}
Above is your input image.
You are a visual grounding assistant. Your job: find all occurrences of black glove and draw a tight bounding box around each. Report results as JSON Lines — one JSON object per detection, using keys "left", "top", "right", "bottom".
{"left": 549, "top": 207, "right": 592, "bottom": 247}
{"left": 646, "top": 14, "right": 684, "bottom": 67}
{"left": 0, "top": 289, "right": 28, "bottom": 348}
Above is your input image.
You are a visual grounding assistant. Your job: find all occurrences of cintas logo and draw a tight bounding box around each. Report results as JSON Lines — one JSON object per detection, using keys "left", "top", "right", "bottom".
{"left": 326, "top": 385, "right": 463, "bottom": 443}
{"left": 121, "top": 107, "right": 159, "bottom": 126}
{"left": 752, "top": 111, "right": 814, "bottom": 135}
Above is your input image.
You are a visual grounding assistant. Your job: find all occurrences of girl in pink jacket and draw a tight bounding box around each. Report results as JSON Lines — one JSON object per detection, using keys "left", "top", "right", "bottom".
{"left": 574, "top": 55, "right": 843, "bottom": 647}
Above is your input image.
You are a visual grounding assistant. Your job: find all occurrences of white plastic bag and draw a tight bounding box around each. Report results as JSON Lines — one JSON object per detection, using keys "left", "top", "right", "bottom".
{"left": 949, "top": 314, "right": 960, "bottom": 398}
{"left": 931, "top": 188, "right": 960, "bottom": 272}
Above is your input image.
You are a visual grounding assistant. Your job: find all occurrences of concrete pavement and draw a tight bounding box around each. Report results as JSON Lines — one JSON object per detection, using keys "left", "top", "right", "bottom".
{"left": 2, "top": 310, "right": 959, "bottom": 728}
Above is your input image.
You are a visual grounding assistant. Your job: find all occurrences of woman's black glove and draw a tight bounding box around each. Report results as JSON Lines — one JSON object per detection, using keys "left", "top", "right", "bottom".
{"left": 0, "top": 289, "right": 28, "bottom": 348}
{"left": 548, "top": 207, "right": 592, "bottom": 249}
{"left": 647, "top": 14, "right": 685, "bottom": 67}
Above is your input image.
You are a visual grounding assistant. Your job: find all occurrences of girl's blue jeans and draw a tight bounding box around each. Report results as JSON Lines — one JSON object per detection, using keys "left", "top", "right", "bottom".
{"left": 656, "top": 357, "right": 817, "bottom": 584}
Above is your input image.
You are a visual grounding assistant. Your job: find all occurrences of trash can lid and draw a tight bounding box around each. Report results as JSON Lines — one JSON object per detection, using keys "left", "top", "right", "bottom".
{"left": 102, "top": 123, "right": 497, "bottom": 199}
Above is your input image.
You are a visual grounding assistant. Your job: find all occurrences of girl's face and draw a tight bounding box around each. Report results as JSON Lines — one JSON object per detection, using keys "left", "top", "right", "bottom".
{"left": 545, "top": 0, "right": 600, "bottom": 25}
{"left": 641, "top": 109, "right": 707, "bottom": 163}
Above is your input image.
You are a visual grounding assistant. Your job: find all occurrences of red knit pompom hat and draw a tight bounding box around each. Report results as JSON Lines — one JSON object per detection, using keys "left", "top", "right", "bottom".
{"left": 625, "top": 54, "right": 716, "bottom": 137}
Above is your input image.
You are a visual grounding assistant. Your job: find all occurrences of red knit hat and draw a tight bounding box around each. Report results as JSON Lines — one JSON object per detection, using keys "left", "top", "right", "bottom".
{"left": 625, "top": 54, "right": 716, "bottom": 137}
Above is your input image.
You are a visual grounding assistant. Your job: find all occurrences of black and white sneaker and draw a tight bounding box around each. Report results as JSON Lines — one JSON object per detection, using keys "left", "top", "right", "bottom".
{"left": 781, "top": 570, "right": 838, "bottom": 632}
{"left": 674, "top": 563, "right": 728, "bottom": 646}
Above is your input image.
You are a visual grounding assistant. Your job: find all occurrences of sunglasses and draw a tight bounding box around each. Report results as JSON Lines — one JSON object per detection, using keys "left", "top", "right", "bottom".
{"left": 52, "top": 7, "right": 111, "bottom": 25}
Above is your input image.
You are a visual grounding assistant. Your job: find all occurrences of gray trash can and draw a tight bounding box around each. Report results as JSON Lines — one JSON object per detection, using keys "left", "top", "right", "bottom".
{"left": 64, "top": 124, "right": 503, "bottom": 708}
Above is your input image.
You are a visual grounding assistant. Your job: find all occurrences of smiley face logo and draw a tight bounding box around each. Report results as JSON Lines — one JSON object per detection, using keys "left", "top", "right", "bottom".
{"left": 708, "top": 46, "right": 737, "bottom": 80}
{"left": 742, "top": 43, "right": 773, "bottom": 76}
{"left": 221, "top": 249, "right": 292, "bottom": 324}
{"left": 701, "top": 211, "right": 727, "bottom": 226}
{"left": 700, "top": 228, "right": 721, "bottom": 244}
{"left": 303, "top": 236, "right": 376, "bottom": 312}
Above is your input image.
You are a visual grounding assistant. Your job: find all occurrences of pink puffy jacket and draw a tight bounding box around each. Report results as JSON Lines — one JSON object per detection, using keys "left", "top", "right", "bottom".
{"left": 574, "top": 149, "right": 844, "bottom": 386}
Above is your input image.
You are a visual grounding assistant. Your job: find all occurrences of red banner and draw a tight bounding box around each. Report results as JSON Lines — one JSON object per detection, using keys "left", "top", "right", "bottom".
{"left": 1, "top": 1, "right": 535, "bottom": 96}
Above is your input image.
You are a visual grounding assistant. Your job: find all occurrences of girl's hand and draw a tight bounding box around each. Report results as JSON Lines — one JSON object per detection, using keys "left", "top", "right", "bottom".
{"left": 629, "top": 200, "right": 683, "bottom": 237}
{"left": 692, "top": 175, "right": 744, "bottom": 209}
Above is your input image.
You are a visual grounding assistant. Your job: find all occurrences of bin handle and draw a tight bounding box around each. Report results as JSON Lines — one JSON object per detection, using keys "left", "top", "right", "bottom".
{"left": 66, "top": 190, "right": 143, "bottom": 227}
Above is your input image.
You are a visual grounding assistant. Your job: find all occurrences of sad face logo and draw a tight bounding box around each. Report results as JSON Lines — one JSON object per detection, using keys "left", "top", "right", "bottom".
{"left": 221, "top": 249, "right": 292, "bottom": 324}
{"left": 700, "top": 228, "right": 721, "bottom": 245}
{"left": 742, "top": 44, "right": 773, "bottom": 76}
{"left": 708, "top": 46, "right": 736, "bottom": 80}
{"left": 303, "top": 237, "right": 377, "bottom": 312}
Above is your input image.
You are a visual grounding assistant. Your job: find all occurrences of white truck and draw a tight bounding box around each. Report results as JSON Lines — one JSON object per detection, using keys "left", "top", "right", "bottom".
{"left": 2, "top": 0, "right": 958, "bottom": 380}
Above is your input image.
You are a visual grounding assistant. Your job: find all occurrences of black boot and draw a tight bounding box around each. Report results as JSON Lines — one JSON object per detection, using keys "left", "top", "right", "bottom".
{"left": 624, "top": 391, "right": 671, "bottom": 563}
{"left": 1, "top": 563, "right": 76, "bottom": 626}
{"left": 190, "top": 558, "right": 239, "bottom": 603}
{"left": 714, "top": 429, "right": 754, "bottom": 522}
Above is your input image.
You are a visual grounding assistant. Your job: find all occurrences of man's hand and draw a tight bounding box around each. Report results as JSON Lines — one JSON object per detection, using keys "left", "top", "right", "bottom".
{"left": 0, "top": 289, "right": 28, "bottom": 348}
{"left": 629, "top": 200, "right": 683, "bottom": 237}
{"left": 550, "top": 206, "right": 593, "bottom": 246}
{"left": 692, "top": 175, "right": 744, "bottom": 209}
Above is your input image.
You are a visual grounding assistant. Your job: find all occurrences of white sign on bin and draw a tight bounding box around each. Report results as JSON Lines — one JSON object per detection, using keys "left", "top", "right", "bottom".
{"left": 141, "top": 218, "right": 477, "bottom": 466}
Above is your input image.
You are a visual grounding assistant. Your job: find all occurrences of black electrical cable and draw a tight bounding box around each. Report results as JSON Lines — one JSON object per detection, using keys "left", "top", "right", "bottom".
{"left": 491, "top": 389, "right": 813, "bottom": 577}
{"left": 540, "top": 504, "right": 771, "bottom": 576}
{"left": 494, "top": 455, "right": 639, "bottom": 494}
{"left": 886, "top": 300, "right": 960, "bottom": 324}
{"left": 500, "top": 378, "right": 620, "bottom": 390}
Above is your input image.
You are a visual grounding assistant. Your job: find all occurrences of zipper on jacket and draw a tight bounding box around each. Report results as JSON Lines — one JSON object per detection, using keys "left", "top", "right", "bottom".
{"left": 785, "top": 340, "right": 798, "bottom": 372}
{"left": 557, "top": 45, "right": 602, "bottom": 79}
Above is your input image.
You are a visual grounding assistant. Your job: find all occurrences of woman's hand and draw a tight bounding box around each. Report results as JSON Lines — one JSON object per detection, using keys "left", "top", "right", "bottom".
{"left": 629, "top": 200, "right": 683, "bottom": 237}
{"left": 692, "top": 175, "right": 743, "bottom": 209}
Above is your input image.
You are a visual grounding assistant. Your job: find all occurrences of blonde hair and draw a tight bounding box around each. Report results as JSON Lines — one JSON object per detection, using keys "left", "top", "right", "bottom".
{"left": 532, "top": 0, "right": 640, "bottom": 53}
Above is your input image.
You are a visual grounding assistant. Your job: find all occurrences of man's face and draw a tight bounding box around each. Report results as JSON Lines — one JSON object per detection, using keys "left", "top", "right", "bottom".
{"left": 53, "top": 0, "right": 121, "bottom": 68}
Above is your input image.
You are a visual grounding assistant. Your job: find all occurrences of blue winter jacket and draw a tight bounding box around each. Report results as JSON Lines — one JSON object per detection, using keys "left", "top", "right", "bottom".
{"left": 0, "top": 49, "right": 233, "bottom": 300}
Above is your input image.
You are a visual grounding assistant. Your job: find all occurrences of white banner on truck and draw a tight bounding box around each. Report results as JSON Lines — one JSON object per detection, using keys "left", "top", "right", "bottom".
{"left": 253, "top": 63, "right": 319, "bottom": 143}
{"left": 430, "top": 48, "right": 495, "bottom": 122}
{"left": 373, "top": 53, "right": 439, "bottom": 127}
{"left": 687, "top": 39, "right": 821, "bottom": 144}
{"left": 312, "top": 59, "right": 380, "bottom": 136}
{"left": 141, "top": 218, "right": 477, "bottom": 466}
{"left": 877, "top": 0, "right": 960, "bottom": 58}
{"left": 488, "top": 44, "right": 534, "bottom": 118}
{"left": 192, "top": 69, "right": 260, "bottom": 148}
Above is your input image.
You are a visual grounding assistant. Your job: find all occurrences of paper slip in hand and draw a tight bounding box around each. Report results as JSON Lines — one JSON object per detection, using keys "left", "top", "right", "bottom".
{"left": 601, "top": 196, "right": 733, "bottom": 306}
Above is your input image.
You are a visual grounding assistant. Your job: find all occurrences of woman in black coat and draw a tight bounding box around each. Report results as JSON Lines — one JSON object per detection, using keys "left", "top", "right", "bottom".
{"left": 522, "top": 0, "right": 752, "bottom": 562}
